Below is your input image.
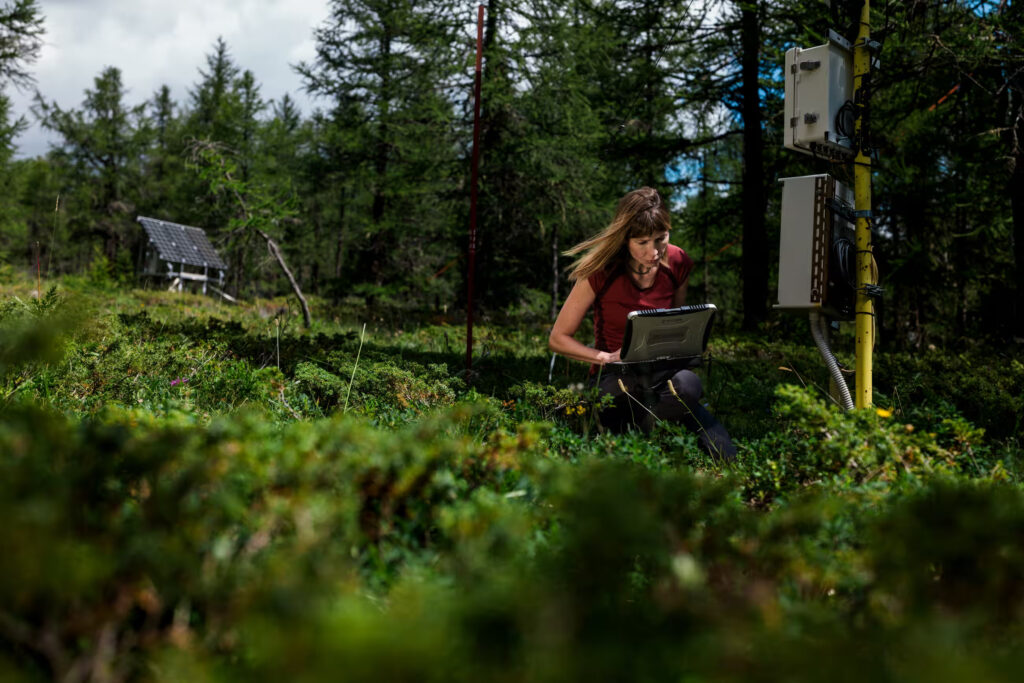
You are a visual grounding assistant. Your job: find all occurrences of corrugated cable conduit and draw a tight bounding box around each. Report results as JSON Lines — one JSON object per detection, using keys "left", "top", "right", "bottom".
{"left": 810, "top": 311, "right": 854, "bottom": 411}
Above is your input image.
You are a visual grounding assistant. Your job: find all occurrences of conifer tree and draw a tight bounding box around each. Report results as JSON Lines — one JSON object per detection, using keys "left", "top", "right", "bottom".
{"left": 33, "top": 66, "right": 151, "bottom": 269}
{"left": 181, "top": 38, "right": 270, "bottom": 295}
{"left": 297, "top": 0, "right": 464, "bottom": 300}
{"left": 141, "top": 84, "right": 186, "bottom": 216}
{"left": 0, "top": 0, "right": 44, "bottom": 241}
{"left": 0, "top": 0, "right": 44, "bottom": 90}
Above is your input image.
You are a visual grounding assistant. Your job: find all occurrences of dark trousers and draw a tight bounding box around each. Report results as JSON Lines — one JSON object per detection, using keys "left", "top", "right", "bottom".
{"left": 593, "top": 365, "right": 736, "bottom": 461}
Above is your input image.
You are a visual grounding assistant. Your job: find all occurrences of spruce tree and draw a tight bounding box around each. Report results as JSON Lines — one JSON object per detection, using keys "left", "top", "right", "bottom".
{"left": 33, "top": 66, "right": 151, "bottom": 270}
{"left": 297, "top": 0, "right": 464, "bottom": 303}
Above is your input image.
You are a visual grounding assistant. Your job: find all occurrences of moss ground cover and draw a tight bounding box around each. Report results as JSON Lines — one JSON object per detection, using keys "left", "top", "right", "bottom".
{"left": 1, "top": 278, "right": 1023, "bottom": 681}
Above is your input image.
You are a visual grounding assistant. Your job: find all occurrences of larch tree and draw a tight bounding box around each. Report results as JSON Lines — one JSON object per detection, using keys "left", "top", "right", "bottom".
{"left": 297, "top": 0, "right": 466, "bottom": 302}
{"left": 33, "top": 66, "right": 151, "bottom": 268}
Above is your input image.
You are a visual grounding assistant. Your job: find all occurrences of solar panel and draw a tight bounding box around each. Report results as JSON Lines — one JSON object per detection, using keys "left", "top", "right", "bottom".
{"left": 137, "top": 216, "right": 228, "bottom": 270}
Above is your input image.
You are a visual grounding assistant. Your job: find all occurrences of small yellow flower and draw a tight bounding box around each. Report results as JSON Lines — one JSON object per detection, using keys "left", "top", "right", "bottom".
{"left": 875, "top": 407, "right": 893, "bottom": 418}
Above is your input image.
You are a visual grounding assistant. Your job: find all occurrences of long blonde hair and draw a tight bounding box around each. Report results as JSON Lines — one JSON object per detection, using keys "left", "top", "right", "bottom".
{"left": 566, "top": 186, "right": 671, "bottom": 282}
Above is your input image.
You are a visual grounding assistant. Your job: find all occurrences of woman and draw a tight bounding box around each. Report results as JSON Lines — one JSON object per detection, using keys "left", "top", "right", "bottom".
{"left": 548, "top": 186, "right": 736, "bottom": 460}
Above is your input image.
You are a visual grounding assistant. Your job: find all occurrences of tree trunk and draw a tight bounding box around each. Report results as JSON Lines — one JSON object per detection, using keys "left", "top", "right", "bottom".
{"left": 701, "top": 150, "right": 710, "bottom": 302}
{"left": 368, "top": 22, "right": 393, "bottom": 286}
{"left": 1003, "top": 13, "right": 1023, "bottom": 338}
{"left": 255, "top": 228, "right": 313, "bottom": 328}
{"left": 467, "top": 0, "right": 502, "bottom": 312}
{"left": 740, "top": 2, "right": 767, "bottom": 331}
{"left": 1012, "top": 149, "right": 1024, "bottom": 337}
{"left": 373, "top": 24, "right": 392, "bottom": 228}
{"left": 311, "top": 216, "right": 321, "bottom": 294}
{"left": 335, "top": 189, "right": 347, "bottom": 280}
{"left": 549, "top": 220, "right": 559, "bottom": 321}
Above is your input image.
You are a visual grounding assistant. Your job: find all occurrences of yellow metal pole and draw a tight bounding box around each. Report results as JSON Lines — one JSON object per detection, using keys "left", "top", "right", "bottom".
{"left": 853, "top": 0, "right": 874, "bottom": 409}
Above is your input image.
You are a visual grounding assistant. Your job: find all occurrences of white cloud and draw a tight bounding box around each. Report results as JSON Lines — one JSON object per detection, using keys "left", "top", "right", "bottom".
{"left": 8, "top": 0, "right": 331, "bottom": 158}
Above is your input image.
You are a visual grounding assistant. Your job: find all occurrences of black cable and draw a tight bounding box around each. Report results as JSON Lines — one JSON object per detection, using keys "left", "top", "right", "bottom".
{"left": 834, "top": 100, "right": 857, "bottom": 142}
{"left": 833, "top": 237, "right": 856, "bottom": 288}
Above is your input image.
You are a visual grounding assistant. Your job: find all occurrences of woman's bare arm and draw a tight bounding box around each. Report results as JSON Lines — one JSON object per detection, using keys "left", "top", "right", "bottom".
{"left": 672, "top": 280, "right": 689, "bottom": 307}
{"left": 548, "top": 279, "right": 620, "bottom": 365}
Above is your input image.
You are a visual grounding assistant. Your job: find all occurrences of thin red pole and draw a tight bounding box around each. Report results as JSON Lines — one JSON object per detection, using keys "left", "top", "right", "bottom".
{"left": 467, "top": 3, "right": 484, "bottom": 372}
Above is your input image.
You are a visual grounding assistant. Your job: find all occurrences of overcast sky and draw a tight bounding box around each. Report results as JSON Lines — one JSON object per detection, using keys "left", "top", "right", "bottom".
{"left": 8, "top": 0, "right": 332, "bottom": 158}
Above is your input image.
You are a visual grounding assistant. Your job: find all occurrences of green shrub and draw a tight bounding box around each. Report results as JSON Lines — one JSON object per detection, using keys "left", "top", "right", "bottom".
{"left": 0, "top": 286, "right": 76, "bottom": 386}
{"left": 864, "top": 479, "right": 1024, "bottom": 626}
{"left": 738, "top": 384, "right": 998, "bottom": 505}
{"left": 295, "top": 357, "right": 463, "bottom": 418}
{"left": 4, "top": 283, "right": 1024, "bottom": 681}
{"left": 877, "top": 350, "right": 1024, "bottom": 440}
{"left": 0, "top": 402, "right": 537, "bottom": 680}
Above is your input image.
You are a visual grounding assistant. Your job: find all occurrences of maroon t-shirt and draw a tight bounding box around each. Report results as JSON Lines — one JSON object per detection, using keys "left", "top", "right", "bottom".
{"left": 588, "top": 243, "right": 694, "bottom": 353}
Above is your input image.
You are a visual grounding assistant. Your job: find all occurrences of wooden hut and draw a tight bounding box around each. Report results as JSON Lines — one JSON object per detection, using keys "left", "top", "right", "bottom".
{"left": 137, "top": 216, "right": 230, "bottom": 297}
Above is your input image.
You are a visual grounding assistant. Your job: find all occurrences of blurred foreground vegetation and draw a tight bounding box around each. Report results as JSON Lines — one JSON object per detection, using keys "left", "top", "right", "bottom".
{"left": 1, "top": 278, "right": 1023, "bottom": 682}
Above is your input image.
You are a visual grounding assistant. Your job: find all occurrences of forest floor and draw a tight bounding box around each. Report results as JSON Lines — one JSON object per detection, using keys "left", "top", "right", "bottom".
{"left": 2, "top": 276, "right": 1023, "bottom": 681}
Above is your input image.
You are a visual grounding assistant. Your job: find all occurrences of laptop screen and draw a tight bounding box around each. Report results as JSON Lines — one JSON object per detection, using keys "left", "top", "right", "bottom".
{"left": 617, "top": 304, "right": 717, "bottom": 363}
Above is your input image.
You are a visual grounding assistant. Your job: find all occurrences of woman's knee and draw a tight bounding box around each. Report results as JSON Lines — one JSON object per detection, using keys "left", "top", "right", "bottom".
{"left": 667, "top": 370, "right": 702, "bottom": 405}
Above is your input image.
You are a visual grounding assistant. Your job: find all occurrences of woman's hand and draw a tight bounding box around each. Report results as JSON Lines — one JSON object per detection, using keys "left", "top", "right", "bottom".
{"left": 595, "top": 349, "right": 621, "bottom": 365}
